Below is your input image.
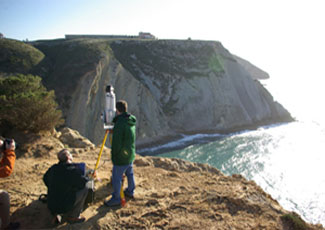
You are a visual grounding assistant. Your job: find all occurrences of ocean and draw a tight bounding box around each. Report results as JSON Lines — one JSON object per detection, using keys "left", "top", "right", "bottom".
{"left": 142, "top": 78, "right": 325, "bottom": 225}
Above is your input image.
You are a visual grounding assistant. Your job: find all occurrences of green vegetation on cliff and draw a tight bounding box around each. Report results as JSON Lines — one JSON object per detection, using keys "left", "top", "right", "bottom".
{"left": 110, "top": 40, "right": 225, "bottom": 81}
{"left": 0, "top": 74, "right": 63, "bottom": 133}
{"left": 0, "top": 38, "right": 44, "bottom": 74}
{"left": 209, "top": 54, "right": 225, "bottom": 74}
{"left": 281, "top": 213, "right": 308, "bottom": 230}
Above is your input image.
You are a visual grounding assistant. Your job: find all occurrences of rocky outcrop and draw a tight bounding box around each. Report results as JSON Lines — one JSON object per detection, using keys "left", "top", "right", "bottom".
{"left": 58, "top": 127, "right": 95, "bottom": 149}
{"left": 3, "top": 38, "right": 293, "bottom": 148}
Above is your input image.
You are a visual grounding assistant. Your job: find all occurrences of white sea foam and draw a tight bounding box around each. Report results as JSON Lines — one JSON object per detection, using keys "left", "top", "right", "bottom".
{"left": 138, "top": 123, "right": 288, "bottom": 156}
{"left": 137, "top": 133, "right": 225, "bottom": 155}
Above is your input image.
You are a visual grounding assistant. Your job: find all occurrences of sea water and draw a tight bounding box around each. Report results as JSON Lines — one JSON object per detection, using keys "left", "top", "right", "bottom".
{"left": 156, "top": 121, "right": 325, "bottom": 225}
{"left": 149, "top": 79, "right": 325, "bottom": 225}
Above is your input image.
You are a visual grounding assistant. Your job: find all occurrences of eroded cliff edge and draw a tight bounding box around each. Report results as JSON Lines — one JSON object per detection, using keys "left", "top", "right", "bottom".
{"left": 1, "top": 38, "right": 293, "bottom": 148}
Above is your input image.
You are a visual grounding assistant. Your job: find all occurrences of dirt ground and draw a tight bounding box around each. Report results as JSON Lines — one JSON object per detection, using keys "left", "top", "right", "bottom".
{"left": 1, "top": 134, "right": 324, "bottom": 230}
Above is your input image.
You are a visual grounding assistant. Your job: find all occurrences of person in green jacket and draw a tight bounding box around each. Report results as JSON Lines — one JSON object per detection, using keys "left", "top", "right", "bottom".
{"left": 104, "top": 100, "right": 136, "bottom": 207}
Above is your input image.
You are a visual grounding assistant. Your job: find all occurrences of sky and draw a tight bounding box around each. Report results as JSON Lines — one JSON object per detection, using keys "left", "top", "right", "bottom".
{"left": 1, "top": 0, "right": 325, "bottom": 120}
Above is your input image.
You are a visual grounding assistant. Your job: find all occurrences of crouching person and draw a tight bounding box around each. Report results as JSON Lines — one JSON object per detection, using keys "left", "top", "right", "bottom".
{"left": 43, "top": 149, "right": 88, "bottom": 224}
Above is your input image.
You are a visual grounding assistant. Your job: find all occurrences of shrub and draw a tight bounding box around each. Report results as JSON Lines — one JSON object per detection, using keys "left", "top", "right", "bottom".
{"left": 208, "top": 54, "right": 225, "bottom": 74}
{"left": 0, "top": 74, "right": 64, "bottom": 133}
{"left": 281, "top": 213, "right": 308, "bottom": 230}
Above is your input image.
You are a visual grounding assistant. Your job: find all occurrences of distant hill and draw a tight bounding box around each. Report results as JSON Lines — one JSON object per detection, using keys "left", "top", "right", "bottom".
{"left": 0, "top": 38, "right": 44, "bottom": 74}
{"left": 0, "top": 38, "right": 293, "bottom": 148}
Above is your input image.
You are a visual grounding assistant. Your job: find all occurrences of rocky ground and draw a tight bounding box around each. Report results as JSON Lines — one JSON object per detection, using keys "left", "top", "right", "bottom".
{"left": 1, "top": 128, "right": 324, "bottom": 230}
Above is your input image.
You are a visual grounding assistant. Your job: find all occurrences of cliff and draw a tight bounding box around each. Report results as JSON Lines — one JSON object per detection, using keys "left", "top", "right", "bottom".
{"left": 2, "top": 129, "right": 322, "bottom": 230}
{"left": 0, "top": 38, "right": 293, "bottom": 149}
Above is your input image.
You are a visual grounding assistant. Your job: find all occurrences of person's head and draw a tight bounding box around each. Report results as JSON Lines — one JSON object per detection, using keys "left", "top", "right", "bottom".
{"left": 116, "top": 100, "right": 128, "bottom": 115}
{"left": 57, "top": 149, "right": 73, "bottom": 163}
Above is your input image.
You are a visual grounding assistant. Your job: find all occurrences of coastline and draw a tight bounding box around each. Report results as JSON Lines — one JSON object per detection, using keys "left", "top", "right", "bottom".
{"left": 136, "top": 120, "right": 293, "bottom": 156}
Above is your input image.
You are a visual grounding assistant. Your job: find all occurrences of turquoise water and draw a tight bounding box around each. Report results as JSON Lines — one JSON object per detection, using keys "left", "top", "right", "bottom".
{"left": 157, "top": 121, "right": 325, "bottom": 225}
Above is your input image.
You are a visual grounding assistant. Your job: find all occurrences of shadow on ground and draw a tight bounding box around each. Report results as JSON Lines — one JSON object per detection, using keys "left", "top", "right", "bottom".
{"left": 10, "top": 181, "right": 117, "bottom": 229}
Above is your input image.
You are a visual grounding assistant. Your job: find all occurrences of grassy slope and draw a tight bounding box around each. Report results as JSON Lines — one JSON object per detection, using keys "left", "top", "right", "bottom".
{"left": 110, "top": 40, "right": 225, "bottom": 80}
{"left": 0, "top": 38, "right": 45, "bottom": 74}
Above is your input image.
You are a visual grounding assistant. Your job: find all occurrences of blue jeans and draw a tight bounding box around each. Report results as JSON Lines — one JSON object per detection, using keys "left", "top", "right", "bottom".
{"left": 111, "top": 164, "right": 135, "bottom": 202}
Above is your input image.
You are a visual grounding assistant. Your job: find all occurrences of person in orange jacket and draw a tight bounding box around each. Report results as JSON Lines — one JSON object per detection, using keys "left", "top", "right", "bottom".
{"left": 0, "top": 139, "right": 20, "bottom": 230}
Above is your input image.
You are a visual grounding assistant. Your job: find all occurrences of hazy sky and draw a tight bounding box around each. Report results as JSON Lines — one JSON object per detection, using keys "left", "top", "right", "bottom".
{"left": 1, "top": 0, "right": 325, "bottom": 118}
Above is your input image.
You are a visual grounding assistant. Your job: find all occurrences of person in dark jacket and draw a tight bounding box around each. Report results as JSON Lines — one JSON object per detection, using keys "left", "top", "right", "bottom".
{"left": 43, "top": 149, "right": 88, "bottom": 224}
{"left": 104, "top": 100, "right": 136, "bottom": 207}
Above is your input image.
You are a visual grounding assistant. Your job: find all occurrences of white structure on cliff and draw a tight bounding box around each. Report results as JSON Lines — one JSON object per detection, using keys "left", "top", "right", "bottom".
{"left": 65, "top": 32, "right": 156, "bottom": 40}
{"left": 138, "top": 32, "right": 155, "bottom": 39}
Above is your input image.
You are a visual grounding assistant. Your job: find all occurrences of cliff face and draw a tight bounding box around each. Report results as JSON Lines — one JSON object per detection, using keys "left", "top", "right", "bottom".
{"left": 107, "top": 40, "right": 292, "bottom": 147}
{"left": 1, "top": 38, "right": 293, "bottom": 147}
{"left": 233, "top": 55, "right": 270, "bottom": 80}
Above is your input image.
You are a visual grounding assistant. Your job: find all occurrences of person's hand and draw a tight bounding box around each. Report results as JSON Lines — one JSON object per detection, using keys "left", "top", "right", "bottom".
{"left": 86, "top": 169, "right": 94, "bottom": 176}
{"left": 1, "top": 139, "right": 16, "bottom": 151}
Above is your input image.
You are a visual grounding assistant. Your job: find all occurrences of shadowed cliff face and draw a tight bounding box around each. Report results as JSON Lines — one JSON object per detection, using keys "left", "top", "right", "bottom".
{"left": 0, "top": 38, "right": 293, "bottom": 148}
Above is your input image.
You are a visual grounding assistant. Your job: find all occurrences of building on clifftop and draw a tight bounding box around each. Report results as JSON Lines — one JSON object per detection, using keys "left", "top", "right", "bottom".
{"left": 138, "top": 32, "right": 156, "bottom": 39}
{"left": 65, "top": 32, "right": 156, "bottom": 40}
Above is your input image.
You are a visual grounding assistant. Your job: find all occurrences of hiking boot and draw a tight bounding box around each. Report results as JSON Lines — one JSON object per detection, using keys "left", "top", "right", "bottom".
{"left": 67, "top": 216, "right": 86, "bottom": 224}
{"left": 104, "top": 198, "right": 120, "bottom": 207}
{"left": 124, "top": 189, "right": 134, "bottom": 199}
